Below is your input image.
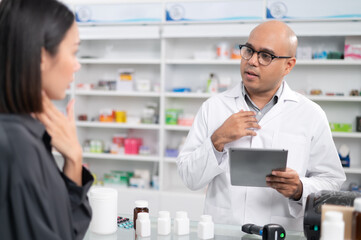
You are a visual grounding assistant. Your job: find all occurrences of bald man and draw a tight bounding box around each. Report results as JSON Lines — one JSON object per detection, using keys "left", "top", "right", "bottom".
{"left": 177, "top": 21, "right": 345, "bottom": 231}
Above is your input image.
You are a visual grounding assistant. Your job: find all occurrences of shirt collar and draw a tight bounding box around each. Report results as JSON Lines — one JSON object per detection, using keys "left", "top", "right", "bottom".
{"left": 224, "top": 80, "right": 299, "bottom": 103}
{"left": 241, "top": 81, "right": 283, "bottom": 101}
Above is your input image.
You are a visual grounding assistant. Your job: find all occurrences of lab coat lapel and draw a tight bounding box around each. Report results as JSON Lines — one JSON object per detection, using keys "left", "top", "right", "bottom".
{"left": 222, "top": 83, "right": 247, "bottom": 113}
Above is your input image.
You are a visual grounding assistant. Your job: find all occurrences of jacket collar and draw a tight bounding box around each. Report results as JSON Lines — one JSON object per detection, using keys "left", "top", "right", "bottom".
{"left": 224, "top": 80, "right": 299, "bottom": 103}
{"left": 0, "top": 114, "right": 46, "bottom": 139}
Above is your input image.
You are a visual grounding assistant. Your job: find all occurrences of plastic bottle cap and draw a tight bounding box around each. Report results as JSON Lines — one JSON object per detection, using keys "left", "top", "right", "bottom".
{"left": 354, "top": 197, "right": 361, "bottom": 212}
{"left": 200, "top": 215, "right": 212, "bottom": 223}
{"left": 135, "top": 200, "right": 148, "bottom": 208}
{"left": 138, "top": 212, "right": 149, "bottom": 220}
{"left": 176, "top": 211, "right": 188, "bottom": 219}
{"left": 158, "top": 211, "right": 170, "bottom": 218}
{"left": 324, "top": 211, "right": 343, "bottom": 222}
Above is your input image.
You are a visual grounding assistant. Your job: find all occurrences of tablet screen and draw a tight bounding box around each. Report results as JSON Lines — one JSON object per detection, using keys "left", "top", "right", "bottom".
{"left": 229, "top": 148, "right": 288, "bottom": 187}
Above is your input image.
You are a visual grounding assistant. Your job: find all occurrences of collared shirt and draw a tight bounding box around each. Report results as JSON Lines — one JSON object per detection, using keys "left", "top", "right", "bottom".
{"left": 241, "top": 82, "right": 284, "bottom": 121}
{"left": 0, "top": 114, "right": 93, "bottom": 240}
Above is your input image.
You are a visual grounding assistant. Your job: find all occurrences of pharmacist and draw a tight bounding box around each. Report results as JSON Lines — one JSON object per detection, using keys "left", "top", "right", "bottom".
{"left": 176, "top": 20, "right": 345, "bottom": 231}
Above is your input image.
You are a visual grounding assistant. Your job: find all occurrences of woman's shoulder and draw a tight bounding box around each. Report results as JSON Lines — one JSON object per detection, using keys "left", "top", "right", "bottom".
{"left": 0, "top": 115, "right": 42, "bottom": 161}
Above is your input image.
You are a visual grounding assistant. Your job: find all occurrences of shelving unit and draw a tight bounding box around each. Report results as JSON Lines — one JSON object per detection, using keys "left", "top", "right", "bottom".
{"left": 76, "top": 121, "right": 160, "bottom": 130}
{"left": 82, "top": 153, "right": 159, "bottom": 162}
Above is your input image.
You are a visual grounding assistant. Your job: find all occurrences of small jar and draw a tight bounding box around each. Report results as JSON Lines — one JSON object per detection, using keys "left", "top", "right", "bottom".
{"left": 174, "top": 211, "right": 190, "bottom": 235}
{"left": 157, "top": 211, "right": 171, "bottom": 235}
{"left": 321, "top": 211, "right": 344, "bottom": 240}
{"left": 136, "top": 212, "right": 151, "bottom": 237}
{"left": 133, "top": 200, "right": 149, "bottom": 230}
{"left": 198, "top": 215, "right": 214, "bottom": 239}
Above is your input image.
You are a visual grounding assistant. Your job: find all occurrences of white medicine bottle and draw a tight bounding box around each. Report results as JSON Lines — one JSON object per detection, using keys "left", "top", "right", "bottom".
{"left": 174, "top": 211, "right": 190, "bottom": 235}
{"left": 157, "top": 211, "right": 171, "bottom": 235}
{"left": 136, "top": 212, "right": 151, "bottom": 237}
{"left": 197, "top": 215, "right": 214, "bottom": 239}
{"left": 320, "top": 211, "right": 344, "bottom": 240}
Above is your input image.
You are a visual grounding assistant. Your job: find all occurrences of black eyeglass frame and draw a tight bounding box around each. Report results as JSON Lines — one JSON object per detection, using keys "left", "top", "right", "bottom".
{"left": 239, "top": 44, "right": 292, "bottom": 66}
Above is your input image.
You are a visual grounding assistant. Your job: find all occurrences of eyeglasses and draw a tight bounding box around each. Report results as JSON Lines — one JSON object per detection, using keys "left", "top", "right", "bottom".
{"left": 239, "top": 45, "right": 292, "bottom": 66}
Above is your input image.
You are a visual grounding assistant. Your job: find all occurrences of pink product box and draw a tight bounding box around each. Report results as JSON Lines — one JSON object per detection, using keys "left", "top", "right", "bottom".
{"left": 344, "top": 44, "right": 361, "bottom": 60}
{"left": 177, "top": 118, "right": 194, "bottom": 126}
{"left": 124, "top": 138, "right": 143, "bottom": 154}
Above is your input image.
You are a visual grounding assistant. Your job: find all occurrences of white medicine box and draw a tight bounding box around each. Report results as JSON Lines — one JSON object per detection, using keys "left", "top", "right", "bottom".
{"left": 117, "top": 69, "right": 134, "bottom": 92}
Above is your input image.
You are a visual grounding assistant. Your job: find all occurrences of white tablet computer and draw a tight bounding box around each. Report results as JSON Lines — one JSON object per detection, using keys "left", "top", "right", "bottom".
{"left": 229, "top": 148, "right": 288, "bottom": 187}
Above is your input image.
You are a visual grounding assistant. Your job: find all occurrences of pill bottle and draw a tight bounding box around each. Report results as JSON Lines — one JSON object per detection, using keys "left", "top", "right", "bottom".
{"left": 320, "top": 211, "right": 344, "bottom": 240}
{"left": 352, "top": 197, "right": 361, "bottom": 240}
{"left": 197, "top": 215, "right": 214, "bottom": 239}
{"left": 136, "top": 212, "right": 151, "bottom": 237}
{"left": 133, "top": 200, "right": 149, "bottom": 230}
{"left": 158, "top": 211, "right": 171, "bottom": 235}
{"left": 174, "top": 211, "right": 190, "bottom": 235}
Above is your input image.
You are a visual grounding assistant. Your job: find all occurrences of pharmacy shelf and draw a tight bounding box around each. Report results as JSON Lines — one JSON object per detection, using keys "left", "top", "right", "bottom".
{"left": 79, "top": 58, "right": 161, "bottom": 65}
{"left": 165, "top": 59, "right": 361, "bottom": 66}
{"left": 79, "top": 25, "right": 160, "bottom": 40}
{"left": 296, "top": 60, "right": 361, "bottom": 65}
{"left": 164, "top": 125, "right": 192, "bottom": 131}
{"left": 104, "top": 186, "right": 159, "bottom": 193}
{"left": 83, "top": 153, "right": 160, "bottom": 162}
{"left": 307, "top": 95, "right": 361, "bottom": 102}
{"left": 343, "top": 168, "right": 361, "bottom": 174}
{"left": 165, "top": 92, "right": 212, "bottom": 99}
{"left": 75, "top": 90, "right": 160, "bottom": 97}
{"left": 76, "top": 121, "right": 160, "bottom": 130}
{"left": 163, "top": 126, "right": 361, "bottom": 137}
{"left": 332, "top": 132, "right": 361, "bottom": 138}
{"left": 165, "top": 59, "right": 241, "bottom": 65}
{"left": 164, "top": 157, "right": 177, "bottom": 163}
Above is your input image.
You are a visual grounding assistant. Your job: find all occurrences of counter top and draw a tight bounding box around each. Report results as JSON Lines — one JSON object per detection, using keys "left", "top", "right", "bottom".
{"left": 84, "top": 217, "right": 306, "bottom": 240}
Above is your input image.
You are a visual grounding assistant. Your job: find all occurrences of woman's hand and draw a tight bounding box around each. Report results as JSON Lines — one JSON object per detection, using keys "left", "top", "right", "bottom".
{"left": 36, "top": 92, "right": 83, "bottom": 186}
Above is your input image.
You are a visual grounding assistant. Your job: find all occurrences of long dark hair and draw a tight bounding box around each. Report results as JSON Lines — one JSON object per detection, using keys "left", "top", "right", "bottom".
{"left": 0, "top": 0, "right": 74, "bottom": 113}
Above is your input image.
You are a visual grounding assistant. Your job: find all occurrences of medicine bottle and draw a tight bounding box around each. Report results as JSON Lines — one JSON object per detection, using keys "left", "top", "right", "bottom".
{"left": 133, "top": 200, "right": 149, "bottom": 230}
{"left": 136, "top": 212, "right": 151, "bottom": 237}
{"left": 197, "top": 215, "right": 214, "bottom": 239}
{"left": 320, "top": 211, "right": 344, "bottom": 240}
{"left": 157, "top": 211, "right": 171, "bottom": 235}
{"left": 352, "top": 197, "right": 361, "bottom": 240}
{"left": 174, "top": 211, "right": 190, "bottom": 235}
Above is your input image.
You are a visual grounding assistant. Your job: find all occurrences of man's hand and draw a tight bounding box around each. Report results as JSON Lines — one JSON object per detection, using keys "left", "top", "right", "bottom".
{"left": 211, "top": 110, "right": 260, "bottom": 151}
{"left": 266, "top": 168, "right": 303, "bottom": 200}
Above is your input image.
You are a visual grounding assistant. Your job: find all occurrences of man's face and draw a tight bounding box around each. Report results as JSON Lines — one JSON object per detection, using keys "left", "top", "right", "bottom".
{"left": 240, "top": 26, "right": 292, "bottom": 95}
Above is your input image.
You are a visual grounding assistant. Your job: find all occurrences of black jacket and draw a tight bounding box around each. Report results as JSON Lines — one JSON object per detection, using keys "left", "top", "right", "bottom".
{"left": 0, "top": 114, "right": 93, "bottom": 240}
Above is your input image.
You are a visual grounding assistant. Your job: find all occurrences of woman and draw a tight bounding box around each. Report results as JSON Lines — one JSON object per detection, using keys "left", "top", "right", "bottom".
{"left": 0, "top": 0, "right": 93, "bottom": 239}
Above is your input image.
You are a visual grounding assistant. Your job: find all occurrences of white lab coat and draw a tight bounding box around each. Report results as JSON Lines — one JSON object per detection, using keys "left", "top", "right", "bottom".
{"left": 177, "top": 81, "right": 346, "bottom": 231}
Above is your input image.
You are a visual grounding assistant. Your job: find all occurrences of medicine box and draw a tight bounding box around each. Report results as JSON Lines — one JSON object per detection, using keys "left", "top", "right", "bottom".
{"left": 344, "top": 36, "right": 361, "bottom": 60}
{"left": 330, "top": 123, "right": 352, "bottom": 132}
{"left": 117, "top": 69, "right": 134, "bottom": 92}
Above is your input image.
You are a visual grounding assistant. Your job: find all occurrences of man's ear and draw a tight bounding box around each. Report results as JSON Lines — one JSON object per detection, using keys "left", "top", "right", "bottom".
{"left": 283, "top": 57, "right": 296, "bottom": 76}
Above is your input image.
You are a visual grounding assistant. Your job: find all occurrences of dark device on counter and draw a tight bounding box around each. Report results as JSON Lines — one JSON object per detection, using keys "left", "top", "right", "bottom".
{"left": 304, "top": 190, "right": 361, "bottom": 240}
{"left": 242, "top": 223, "right": 286, "bottom": 240}
{"left": 229, "top": 148, "right": 288, "bottom": 187}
